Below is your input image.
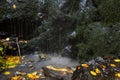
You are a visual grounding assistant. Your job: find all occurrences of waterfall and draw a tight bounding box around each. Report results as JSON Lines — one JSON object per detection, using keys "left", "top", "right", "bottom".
{"left": 81, "top": 0, "right": 87, "bottom": 7}
{"left": 38, "top": 0, "right": 45, "bottom": 4}
{"left": 6, "top": 0, "right": 12, "bottom": 3}
{"left": 80, "top": 0, "right": 88, "bottom": 12}
{"left": 55, "top": 0, "right": 66, "bottom": 8}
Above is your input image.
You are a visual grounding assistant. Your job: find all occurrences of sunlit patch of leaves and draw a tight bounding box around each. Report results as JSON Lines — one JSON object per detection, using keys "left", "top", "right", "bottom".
{"left": 11, "top": 71, "right": 42, "bottom": 80}
{"left": 0, "top": 38, "right": 22, "bottom": 71}
{"left": 6, "top": 56, "right": 20, "bottom": 69}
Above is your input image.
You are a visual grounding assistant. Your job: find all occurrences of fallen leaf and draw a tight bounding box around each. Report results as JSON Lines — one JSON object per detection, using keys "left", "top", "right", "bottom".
{"left": 7, "top": 65, "right": 16, "bottom": 69}
{"left": 90, "top": 71, "right": 97, "bottom": 76}
{"left": 5, "top": 38, "right": 10, "bottom": 41}
{"left": 4, "top": 71, "right": 11, "bottom": 75}
{"left": 27, "top": 72, "right": 40, "bottom": 79}
{"left": 115, "top": 73, "right": 120, "bottom": 78}
{"left": 11, "top": 76, "right": 22, "bottom": 80}
{"left": 95, "top": 68, "right": 101, "bottom": 74}
{"left": 13, "top": 4, "right": 17, "bottom": 9}
{"left": 110, "top": 64, "right": 116, "bottom": 67}
{"left": 81, "top": 64, "right": 89, "bottom": 68}
{"left": 114, "top": 59, "right": 120, "bottom": 62}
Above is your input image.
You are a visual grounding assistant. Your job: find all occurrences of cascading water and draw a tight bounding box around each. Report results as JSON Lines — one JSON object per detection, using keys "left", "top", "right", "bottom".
{"left": 55, "top": 0, "right": 66, "bottom": 8}
{"left": 80, "top": 0, "right": 88, "bottom": 12}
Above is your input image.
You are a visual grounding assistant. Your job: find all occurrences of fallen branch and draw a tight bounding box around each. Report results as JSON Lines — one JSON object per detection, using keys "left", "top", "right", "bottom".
{"left": 43, "top": 65, "right": 73, "bottom": 80}
{"left": 16, "top": 37, "right": 22, "bottom": 64}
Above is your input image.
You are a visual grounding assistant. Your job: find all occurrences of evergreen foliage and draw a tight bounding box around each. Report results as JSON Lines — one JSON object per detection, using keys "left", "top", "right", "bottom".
{"left": 76, "top": 23, "right": 120, "bottom": 60}
{"left": 98, "top": 0, "right": 120, "bottom": 23}
{"left": 0, "top": 0, "right": 38, "bottom": 20}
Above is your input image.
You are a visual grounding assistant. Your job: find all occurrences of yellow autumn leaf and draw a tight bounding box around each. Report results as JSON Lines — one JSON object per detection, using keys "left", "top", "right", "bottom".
{"left": 11, "top": 76, "right": 22, "bottom": 80}
{"left": 81, "top": 64, "right": 89, "bottom": 68}
{"left": 77, "top": 66, "right": 80, "bottom": 70}
{"left": 101, "top": 65, "right": 106, "bottom": 69}
{"left": 114, "top": 59, "right": 120, "bottom": 62}
{"left": 4, "top": 71, "right": 11, "bottom": 75}
{"left": 6, "top": 62, "right": 14, "bottom": 65}
{"left": 12, "top": 4, "right": 17, "bottom": 9}
{"left": 22, "top": 56, "right": 25, "bottom": 60}
{"left": 32, "top": 72, "right": 37, "bottom": 75}
{"left": 8, "top": 65, "right": 16, "bottom": 69}
{"left": 27, "top": 72, "right": 40, "bottom": 79}
{"left": 110, "top": 64, "right": 116, "bottom": 67}
{"left": 6, "top": 37, "right": 10, "bottom": 41}
{"left": 0, "top": 47, "right": 3, "bottom": 51}
{"left": 90, "top": 71, "right": 97, "bottom": 76}
{"left": 95, "top": 68, "right": 101, "bottom": 74}
{"left": 115, "top": 73, "right": 120, "bottom": 78}
{"left": 24, "top": 40, "right": 28, "bottom": 44}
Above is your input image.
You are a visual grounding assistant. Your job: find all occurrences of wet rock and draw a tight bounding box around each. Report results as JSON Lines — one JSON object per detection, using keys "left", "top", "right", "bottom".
{"left": 88, "top": 59, "right": 96, "bottom": 65}
{"left": 70, "top": 31, "right": 76, "bottom": 38}
{"left": 15, "top": 71, "right": 27, "bottom": 76}
{"left": 28, "top": 64, "right": 33, "bottom": 68}
{"left": 38, "top": 69, "right": 44, "bottom": 76}
{"left": 28, "top": 59, "right": 34, "bottom": 63}
{"left": 95, "top": 57, "right": 105, "bottom": 62}
{"left": 43, "top": 66, "right": 73, "bottom": 80}
{"left": 39, "top": 53, "right": 50, "bottom": 61}
{"left": 20, "top": 62, "right": 27, "bottom": 67}
{"left": 22, "top": 77, "right": 26, "bottom": 80}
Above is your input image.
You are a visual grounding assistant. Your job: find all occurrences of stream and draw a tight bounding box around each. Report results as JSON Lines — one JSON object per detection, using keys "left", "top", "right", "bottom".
{"left": 0, "top": 53, "right": 79, "bottom": 80}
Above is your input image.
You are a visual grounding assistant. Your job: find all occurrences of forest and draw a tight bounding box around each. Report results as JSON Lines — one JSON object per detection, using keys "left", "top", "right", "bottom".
{"left": 0, "top": 0, "right": 120, "bottom": 80}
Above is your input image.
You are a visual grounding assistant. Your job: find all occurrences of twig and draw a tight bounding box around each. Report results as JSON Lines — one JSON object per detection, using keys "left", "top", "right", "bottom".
{"left": 16, "top": 37, "right": 22, "bottom": 64}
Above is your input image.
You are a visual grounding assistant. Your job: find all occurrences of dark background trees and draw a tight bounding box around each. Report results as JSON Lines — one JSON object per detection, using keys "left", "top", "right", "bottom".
{"left": 0, "top": 0, "right": 120, "bottom": 61}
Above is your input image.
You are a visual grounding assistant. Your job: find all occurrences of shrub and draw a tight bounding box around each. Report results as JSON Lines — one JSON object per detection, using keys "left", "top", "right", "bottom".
{"left": 76, "top": 22, "right": 120, "bottom": 61}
